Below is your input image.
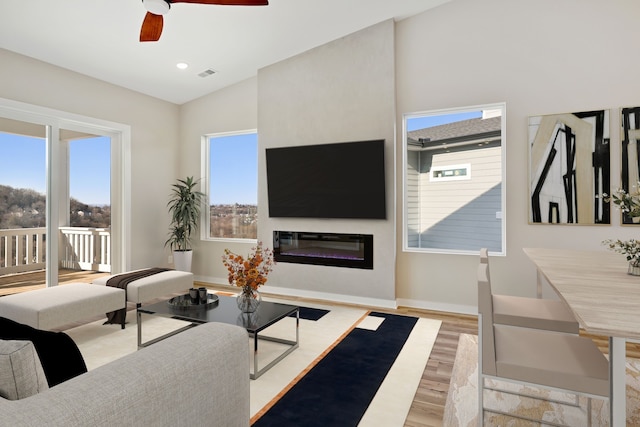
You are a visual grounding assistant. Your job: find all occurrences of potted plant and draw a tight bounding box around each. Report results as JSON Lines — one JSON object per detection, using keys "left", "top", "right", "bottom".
{"left": 602, "top": 238, "right": 640, "bottom": 276}
{"left": 165, "top": 176, "right": 205, "bottom": 272}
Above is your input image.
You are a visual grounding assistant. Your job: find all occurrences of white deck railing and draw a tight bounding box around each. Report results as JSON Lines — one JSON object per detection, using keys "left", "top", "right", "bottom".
{"left": 0, "top": 227, "right": 111, "bottom": 276}
{"left": 59, "top": 227, "right": 111, "bottom": 273}
{"left": 0, "top": 227, "right": 46, "bottom": 275}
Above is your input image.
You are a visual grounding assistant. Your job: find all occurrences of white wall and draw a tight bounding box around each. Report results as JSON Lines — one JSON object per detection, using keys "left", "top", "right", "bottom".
{"left": 178, "top": 78, "right": 259, "bottom": 282}
{"left": 0, "top": 48, "right": 180, "bottom": 270}
{"left": 395, "top": 0, "right": 640, "bottom": 313}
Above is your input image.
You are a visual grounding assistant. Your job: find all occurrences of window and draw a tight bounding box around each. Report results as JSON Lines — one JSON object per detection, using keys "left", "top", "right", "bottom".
{"left": 402, "top": 103, "right": 506, "bottom": 255}
{"left": 430, "top": 164, "right": 471, "bottom": 182}
{"left": 204, "top": 131, "right": 258, "bottom": 240}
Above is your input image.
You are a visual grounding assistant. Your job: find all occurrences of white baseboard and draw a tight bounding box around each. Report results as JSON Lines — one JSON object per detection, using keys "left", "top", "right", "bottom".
{"left": 261, "top": 285, "right": 398, "bottom": 309}
{"left": 194, "top": 275, "right": 397, "bottom": 309}
{"left": 195, "top": 275, "right": 475, "bottom": 315}
{"left": 193, "top": 275, "right": 229, "bottom": 288}
{"left": 396, "top": 298, "right": 477, "bottom": 316}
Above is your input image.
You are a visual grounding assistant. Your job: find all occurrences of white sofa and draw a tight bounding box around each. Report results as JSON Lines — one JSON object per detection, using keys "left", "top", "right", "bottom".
{"left": 0, "top": 322, "right": 249, "bottom": 427}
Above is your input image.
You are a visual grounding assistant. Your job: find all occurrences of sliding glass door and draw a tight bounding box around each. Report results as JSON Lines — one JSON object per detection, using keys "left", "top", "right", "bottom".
{"left": 0, "top": 98, "right": 129, "bottom": 290}
{"left": 59, "top": 129, "right": 112, "bottom": 277}
{"left": 0, "top": 117, "right": 48, "bottom": 292}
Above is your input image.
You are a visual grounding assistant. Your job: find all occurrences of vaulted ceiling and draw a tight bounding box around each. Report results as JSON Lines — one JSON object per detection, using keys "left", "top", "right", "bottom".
{"left": 0, "top": 0, "right": 449, "bottom": 105}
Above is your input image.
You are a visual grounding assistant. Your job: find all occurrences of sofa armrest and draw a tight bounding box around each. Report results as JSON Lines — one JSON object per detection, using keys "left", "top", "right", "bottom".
{"left": 0, "top": 322, "right": 249, "bottom": 427}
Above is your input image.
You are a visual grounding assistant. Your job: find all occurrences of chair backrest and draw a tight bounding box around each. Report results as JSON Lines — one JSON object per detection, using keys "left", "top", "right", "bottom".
{"left": 479, "top": 247, "right": 491, "bottom": 282}
{"left": 477, "top": 260, "right": 497, "bottom": 376}
{"left": 479, "top": 248, "right": 489, "bottom": 264}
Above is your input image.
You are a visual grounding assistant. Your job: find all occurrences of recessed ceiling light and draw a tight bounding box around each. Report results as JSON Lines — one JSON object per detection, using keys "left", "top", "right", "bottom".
{"left": 176, "top": 62, "right": 189, "bottom": 70}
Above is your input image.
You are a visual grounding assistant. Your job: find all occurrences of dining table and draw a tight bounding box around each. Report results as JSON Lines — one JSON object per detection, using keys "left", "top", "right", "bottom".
{"left": 524, "top": 247, "right": 640, "bottom": 427}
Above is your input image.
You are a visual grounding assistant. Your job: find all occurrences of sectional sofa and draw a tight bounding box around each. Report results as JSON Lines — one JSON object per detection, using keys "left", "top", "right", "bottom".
{"left": 0, "top": 322, "right": 249, "bottom": 427}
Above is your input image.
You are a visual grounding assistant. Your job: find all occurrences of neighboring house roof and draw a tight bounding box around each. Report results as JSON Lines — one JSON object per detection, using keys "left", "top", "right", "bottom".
{"left": 407, "top": 116, "right": 501, "bottom": 148}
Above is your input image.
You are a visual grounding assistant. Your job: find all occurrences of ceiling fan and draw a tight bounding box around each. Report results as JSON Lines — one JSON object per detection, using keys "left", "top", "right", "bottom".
{"left": 140, "top": 0, "right": 269, "bottom": 42}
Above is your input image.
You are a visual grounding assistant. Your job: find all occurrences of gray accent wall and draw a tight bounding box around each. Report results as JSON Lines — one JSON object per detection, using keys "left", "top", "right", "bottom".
{"left": 257, "top": 20, "right": 396, "bottom": 305}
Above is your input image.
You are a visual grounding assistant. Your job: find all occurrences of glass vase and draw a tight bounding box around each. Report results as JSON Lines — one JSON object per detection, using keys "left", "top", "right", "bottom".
{"left": 237, "top": 287, "right": 261, "bottom": 313}
{"left": 628, "top": 261, "right": 640, "bottom": 276}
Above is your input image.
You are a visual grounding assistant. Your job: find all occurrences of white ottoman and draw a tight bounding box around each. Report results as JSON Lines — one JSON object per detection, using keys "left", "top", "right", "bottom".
{"left": 0, "top": 283, "right": 125, "bottom": 330}
{"left": 92, "top": 269, "right": 193, "bottom": 306}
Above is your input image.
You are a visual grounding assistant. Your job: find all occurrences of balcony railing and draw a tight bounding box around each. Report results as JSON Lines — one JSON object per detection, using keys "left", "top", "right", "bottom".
{"left": 0, "top": 227, "right": 46, "bottom": 275}
{"left": 59, "top": 227, "right": 111, "bottom": 273}
{"left": 0, "top": 227, "right": 111, "bottom": 276}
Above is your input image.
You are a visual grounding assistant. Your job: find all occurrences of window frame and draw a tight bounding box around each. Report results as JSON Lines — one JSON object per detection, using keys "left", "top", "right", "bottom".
{"left": 401, "top": 103, "right": 507, "bottom": 256}
{"left": 201, "top": 129, "right": 258, "bottom": 243}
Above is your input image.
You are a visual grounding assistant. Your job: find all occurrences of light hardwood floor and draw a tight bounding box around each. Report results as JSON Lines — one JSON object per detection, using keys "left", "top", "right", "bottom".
{"left": 1, "top": 270, "right": 637, "bottom": 427}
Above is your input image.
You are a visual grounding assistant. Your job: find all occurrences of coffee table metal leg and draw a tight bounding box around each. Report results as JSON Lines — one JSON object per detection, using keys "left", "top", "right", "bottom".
{"left": 250, "top": 308, "right": 299, "bottom": 380}
{"left": 137, "top": 306, "right": 142, "bottom": 349}
{"left": 254, "top": 333, "right": 259, "bottom": 379}
{"left": 137, "top": 309, "right": 198, "bottom": 350}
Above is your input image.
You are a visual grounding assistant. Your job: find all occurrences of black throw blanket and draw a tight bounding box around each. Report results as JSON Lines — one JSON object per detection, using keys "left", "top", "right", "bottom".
{"left": 104, "top": 267, "right": 171, "bottom": 325}
{"left": 0, "top": 316, "right": 87, "bottom": 387}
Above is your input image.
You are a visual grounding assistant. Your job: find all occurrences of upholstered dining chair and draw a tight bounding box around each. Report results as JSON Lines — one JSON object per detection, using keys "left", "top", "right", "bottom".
{"left": 477, "top": 261, "right": 610, "bottom": 426}
{"left": 479, "top": 248, "right": 579, "bottom": 334}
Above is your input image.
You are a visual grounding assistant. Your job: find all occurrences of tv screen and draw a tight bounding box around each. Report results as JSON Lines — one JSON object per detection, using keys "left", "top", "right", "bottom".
{"left": 265, "top": 140, "right": 386, "bottom": 219}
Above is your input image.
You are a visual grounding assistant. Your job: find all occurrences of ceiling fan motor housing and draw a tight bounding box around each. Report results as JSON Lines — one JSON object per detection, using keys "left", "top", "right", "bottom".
{"left": 143, "top": 0, "right": 171, "bottom": 15}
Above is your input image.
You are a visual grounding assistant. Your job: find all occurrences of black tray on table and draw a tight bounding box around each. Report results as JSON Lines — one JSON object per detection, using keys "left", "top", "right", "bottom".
{"left": 167, "top": 293, "right": 219, "bottom": 311}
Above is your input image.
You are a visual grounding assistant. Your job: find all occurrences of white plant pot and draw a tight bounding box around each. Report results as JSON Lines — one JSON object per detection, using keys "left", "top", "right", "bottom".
{"left": 173, "top": 250, "right": 193, "bottom": 272}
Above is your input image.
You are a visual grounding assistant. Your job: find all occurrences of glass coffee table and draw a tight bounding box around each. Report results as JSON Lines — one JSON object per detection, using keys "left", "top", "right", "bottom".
{"left": 137, "top": 293, "right": 299, "bottom": 379}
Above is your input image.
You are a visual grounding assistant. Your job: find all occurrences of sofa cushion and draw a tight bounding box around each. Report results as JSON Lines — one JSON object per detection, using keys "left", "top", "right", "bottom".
{"left": 0, "top": 340, "right": 49, "bottom": 400}
{"left": 0, "top": 317, "right": 87, "bottom": 387}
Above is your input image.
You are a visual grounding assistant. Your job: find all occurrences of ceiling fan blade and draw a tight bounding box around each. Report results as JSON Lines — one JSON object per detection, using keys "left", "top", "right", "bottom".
{"left": 171, "top": 0, "right": 268, "bottom": 5}
{"left": 140, "top": 12, "right": 164, "bottom": 42}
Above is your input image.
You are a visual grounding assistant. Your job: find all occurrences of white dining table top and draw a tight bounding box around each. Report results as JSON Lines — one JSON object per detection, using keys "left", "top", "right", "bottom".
{"left": 524, "top": 247, "right": 640, "bottom": 340}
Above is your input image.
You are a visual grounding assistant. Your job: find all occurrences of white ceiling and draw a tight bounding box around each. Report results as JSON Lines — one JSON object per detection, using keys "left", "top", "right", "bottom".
{"left": 0, "top": 0, "right": 448, "bottom": 105}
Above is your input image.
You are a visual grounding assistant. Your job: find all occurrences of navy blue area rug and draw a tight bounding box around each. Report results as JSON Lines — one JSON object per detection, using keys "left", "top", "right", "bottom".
{"left": 252, "top": 312, "right": 418, "bottom": 427}
{"left": 289, "top": 306, "right": 330, "bottom": 321}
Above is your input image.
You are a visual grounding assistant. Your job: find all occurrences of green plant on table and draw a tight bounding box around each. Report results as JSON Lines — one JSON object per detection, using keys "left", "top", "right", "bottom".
{"left": 604, "top": 184, "right": 640, "bottom": 219}
{"left": 602, "top": 238, "right": 640, "bottom": 266}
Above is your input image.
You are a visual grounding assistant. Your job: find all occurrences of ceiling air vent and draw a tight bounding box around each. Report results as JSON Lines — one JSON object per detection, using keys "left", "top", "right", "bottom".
{"left": 198, "top": 68, "right": 216, "bottom": 78}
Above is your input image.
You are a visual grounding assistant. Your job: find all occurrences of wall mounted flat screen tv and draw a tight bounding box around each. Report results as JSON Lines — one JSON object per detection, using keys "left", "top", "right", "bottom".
{"left": 266, "top": 140, "right": 386, "bottom": 219}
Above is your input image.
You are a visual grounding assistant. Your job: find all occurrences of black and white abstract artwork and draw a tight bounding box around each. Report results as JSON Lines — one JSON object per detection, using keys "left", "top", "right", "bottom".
{"left": 621, "top": 106, "right": 640, "bottom": 224}
{"left": 529, "top": 110, "right": 610, "bottom": 225}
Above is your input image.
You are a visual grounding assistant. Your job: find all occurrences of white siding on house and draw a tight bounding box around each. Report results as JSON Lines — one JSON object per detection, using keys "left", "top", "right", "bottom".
{"left": 406, "top": 150, "right": 420, "bottom": 247}
{"left": 410, "top": 146, "right": 502, "bottom": 252}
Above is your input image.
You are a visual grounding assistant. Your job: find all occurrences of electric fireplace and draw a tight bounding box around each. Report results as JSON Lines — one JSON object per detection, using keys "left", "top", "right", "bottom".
{"left": 273, "top": 231, "right": 373, "bottom": 269}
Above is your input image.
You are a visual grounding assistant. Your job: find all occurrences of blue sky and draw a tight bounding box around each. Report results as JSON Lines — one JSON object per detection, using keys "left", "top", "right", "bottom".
{"left": 0, "top": 132, "right": 111, "bottom": 205}
{"left": 209, "top": 133, "right": 257, "bottom": 205}
{"left": 1, "top": 130, "right": 257, "bottom": 207}
{"left": 407, "top": 111, "right": 482, "bottom": 131}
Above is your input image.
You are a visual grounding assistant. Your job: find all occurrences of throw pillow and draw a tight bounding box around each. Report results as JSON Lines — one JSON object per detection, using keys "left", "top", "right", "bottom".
{"left": 0, "top": 340, "right": 49, "bottom": 400}
{"left": 0, "top": 316, "right": 87, "bottom": 387}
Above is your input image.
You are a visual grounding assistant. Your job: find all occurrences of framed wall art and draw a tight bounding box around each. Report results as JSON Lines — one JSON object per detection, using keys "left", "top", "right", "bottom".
{"left": 529, "top": 110, "right": 610, "bottom": 225}
{"left": 620, "top": 106, "right": 640, "bottom": 224}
